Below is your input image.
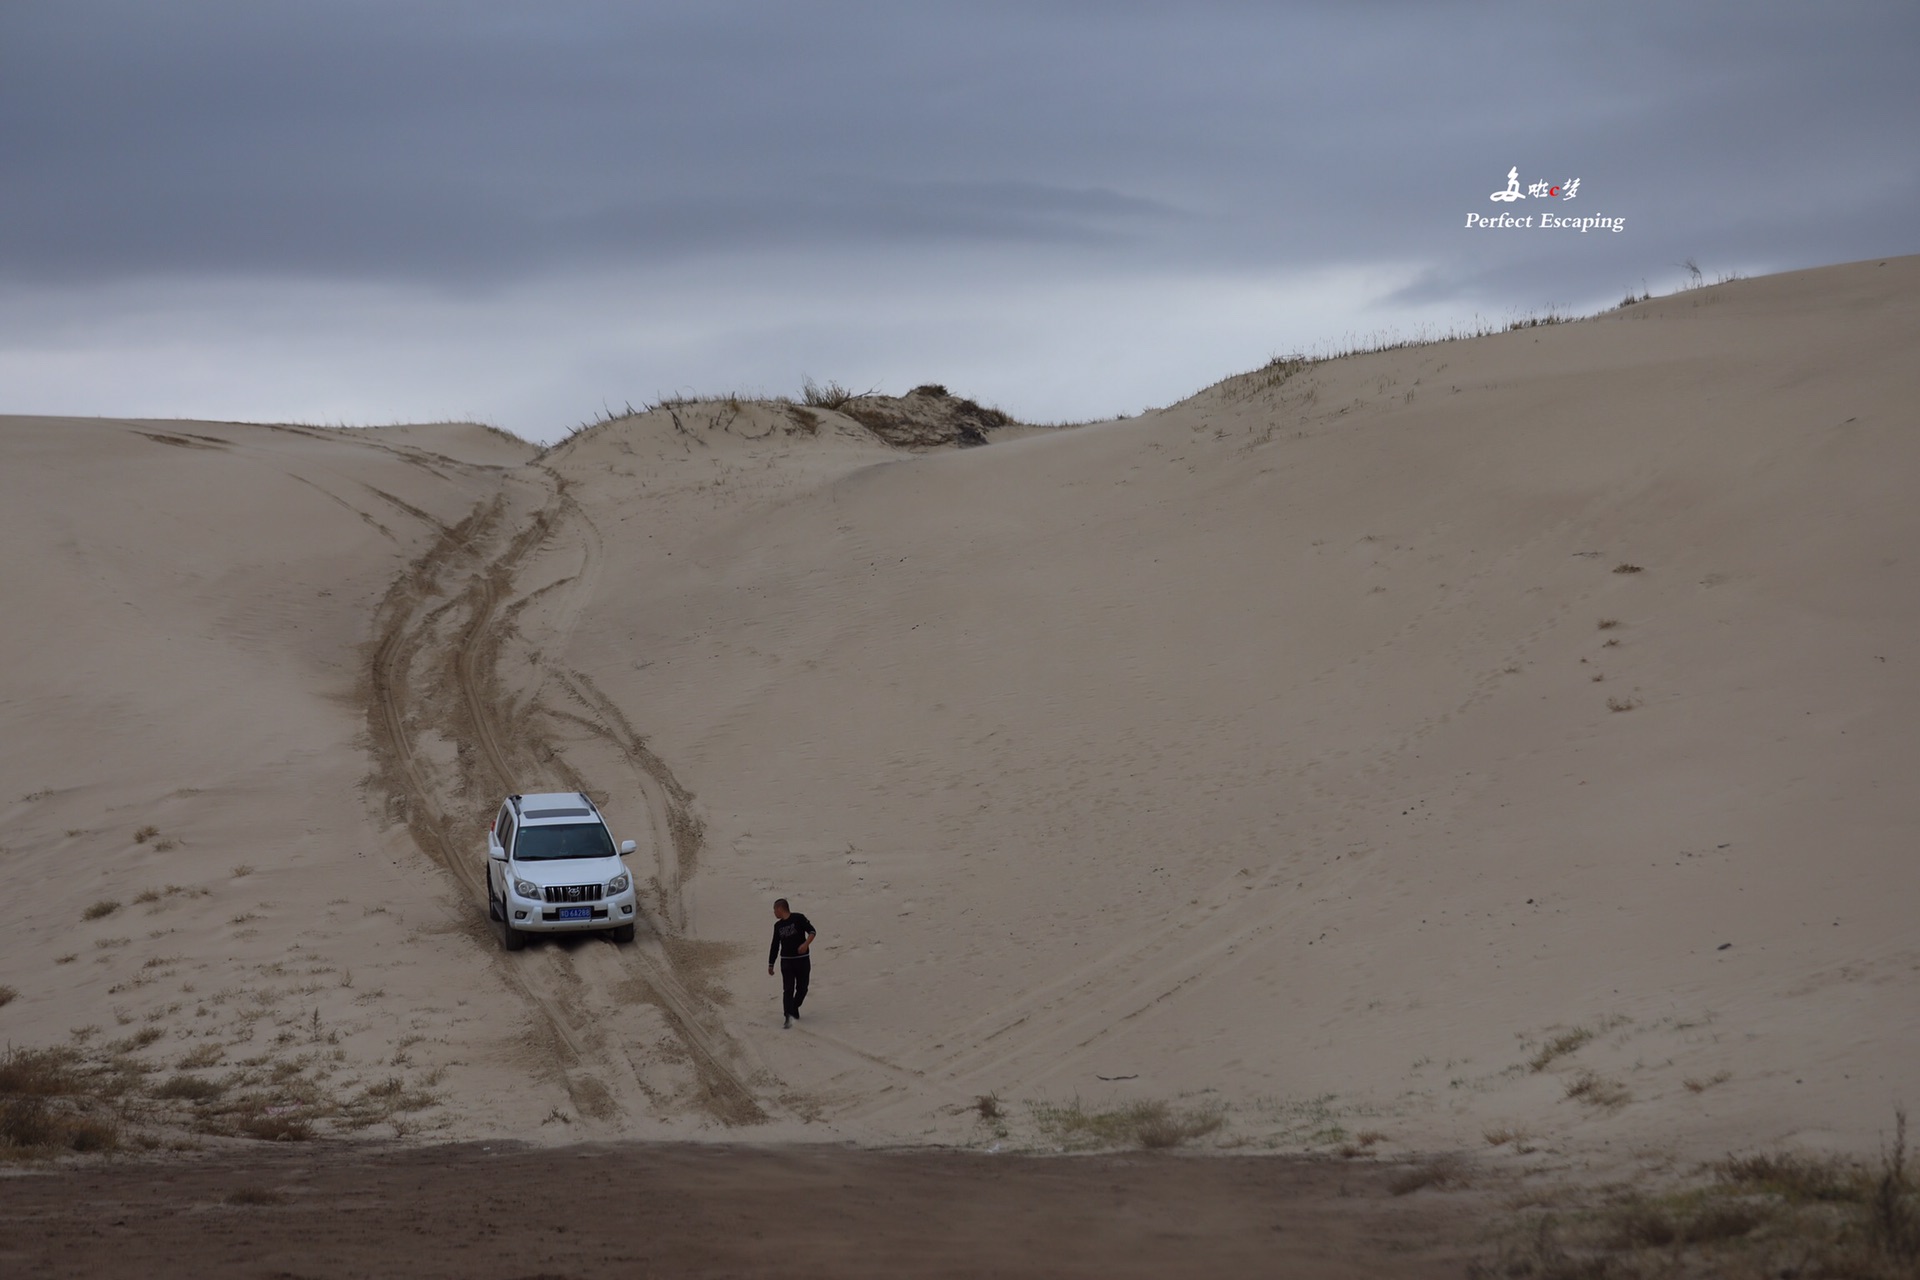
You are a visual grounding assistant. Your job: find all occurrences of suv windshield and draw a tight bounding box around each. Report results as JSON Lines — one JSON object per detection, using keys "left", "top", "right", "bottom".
{"left": 513, "top": 822, "right": 615, "bottom": 862}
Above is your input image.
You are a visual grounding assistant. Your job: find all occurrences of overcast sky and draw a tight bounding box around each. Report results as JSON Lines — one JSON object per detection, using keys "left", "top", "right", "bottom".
{"left": 3, "top": 2, "right": 1914, "bottom": 440}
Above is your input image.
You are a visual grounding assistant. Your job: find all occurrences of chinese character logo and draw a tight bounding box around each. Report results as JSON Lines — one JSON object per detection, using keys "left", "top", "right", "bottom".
{"left": 1491, "top": 167, "right": 1580, "bottom": 200}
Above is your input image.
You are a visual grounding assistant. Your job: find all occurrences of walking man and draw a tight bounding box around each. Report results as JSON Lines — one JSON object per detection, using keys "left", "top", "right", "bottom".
{"left": 768, "top": 898, "right": 816, "bottom": 1029}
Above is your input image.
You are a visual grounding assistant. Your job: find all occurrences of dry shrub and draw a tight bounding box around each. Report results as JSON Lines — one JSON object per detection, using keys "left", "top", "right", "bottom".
{"left": 1137, "top": 1105, "right": 1225, "bottom": 1149}
{"left": 1031, "top": 1097, "right": 1224, "bottom": 1151}
{"left": 0, "top": 1047, "right": 83, "bottom": 1096}
{"left": 1869, "top": 1110, "right": 1920, "bottom": 1262}
{"left": 0, "top": 985, "right": 16, "bottom": 1008}
{"left": 133, "top": 826, "right": 159, "bottom": 843}
{"left": 0, "top": 1097, "right": 120, "bottom": 1154}
{"left": 1717, "top": 1150, "right": 1865, "bottom": 1203}
{"left": 238, "top": 1113, "right": 313, "bottom": 1142}
{"left": 800, "top": 377, "right": 855, "bottom": 410}
{"left": 177, "top": 1044, "right": 225, "bottom": 1070}
{"left": 1530, "top": 1029, "right": 1592, "bottom": 1072}
{"left": 151, "top": 1074, "right": 225, "bottom": 1102}
{"left": 832, "top": 387, "right": 1010, "bottom": 448}
{"left": 1475, "top": 1110, "right": 1920, "bottom": 1279}
{"left": 1564, "top": 1071, "right": 1630, "bottom": 1109}
{"left": 973, "top": 1093, "right": 1002, "bottom": 1121}
{"left": 109, "top": 1027, "right": 164, "bottom": 1054}
{"left": 83, "top": 900, "right": 120, "bottom": 920}
{"left": 1605, "top": 1198, "right": 1762, "bottom": 1249}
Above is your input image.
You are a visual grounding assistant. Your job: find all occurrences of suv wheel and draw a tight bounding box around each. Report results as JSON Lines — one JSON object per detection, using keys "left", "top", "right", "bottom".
{"left": 501, "top": 908, "right": 527, "bottom": 951}
{"left": 609, "top": 923, "right": 635, "bottom": 944}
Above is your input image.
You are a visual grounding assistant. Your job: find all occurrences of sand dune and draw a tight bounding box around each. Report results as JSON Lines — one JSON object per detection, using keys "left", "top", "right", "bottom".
{"left": 2, "top": 257, "right": 1915, "bottom": 1171}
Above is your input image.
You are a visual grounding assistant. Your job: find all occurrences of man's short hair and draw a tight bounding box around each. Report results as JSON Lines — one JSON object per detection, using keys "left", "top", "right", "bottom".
{"left": 774, "top": 897, "right": 789, "bottom": 910}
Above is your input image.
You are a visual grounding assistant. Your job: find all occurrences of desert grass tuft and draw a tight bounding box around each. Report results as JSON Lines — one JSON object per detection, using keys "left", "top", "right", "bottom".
{"left": 0, "top": 1047, "right": 84, "bottom": 1097}
{"left": 0, "top": 1097, "right": 119, "bottom": 1154}
{"left": 1529, "top": 1029, "right": 1593, "bottom": 1072}
{"left": 1603, "top": 1197, "right": 1763, "bottom": 1250}
{"left": 1563, "top": 1070, "right": 1631, "bottom": 1109}
{"left": 1473, "top": 1110, "right": 1920, "bottom": 1278}
{"left": 107, "top": 1027, "right": 164, "bottom": 1054}
{"left": 1137, "top": 1105, "right": 1227, "bottom": 1150}
{"left": 0, "top": 1048, "right": 122, "bottom": 1155}
{"left": 1869, "top": 1110, "right": 1920, "bottom": 1262}
{"left": 800, "top": 377, "right": 856, "bottom": 411}
{"left": 82, "top": 899, "right": 120, "bottom": 920}
{"left": 151, "top": 1074, "right": 225, "bottom": 1103}
{"left": 1030, "top": 1096, "right": 1224, "bottom": 1151}
{"left": 237, "top": 1113, "right": 313, "bottom": 1142}
{"left": 177, "top": 1044, "right": 225, "bottom": 1070}
{"left": 1717, "top": 1149, "right": 1868, "bottom": 1203}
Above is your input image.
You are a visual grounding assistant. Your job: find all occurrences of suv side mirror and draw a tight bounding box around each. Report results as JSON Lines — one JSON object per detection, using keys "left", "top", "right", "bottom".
{"left": 620, "top": 840, "right": 636, "bottom": 855}
{"left": 488, "top": 843, "right": 507, "bottom": 861}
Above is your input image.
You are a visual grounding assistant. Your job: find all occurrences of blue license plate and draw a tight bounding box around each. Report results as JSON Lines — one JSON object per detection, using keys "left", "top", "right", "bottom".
{"left": 558, "top": 907, "right": 592, "bottom": 921}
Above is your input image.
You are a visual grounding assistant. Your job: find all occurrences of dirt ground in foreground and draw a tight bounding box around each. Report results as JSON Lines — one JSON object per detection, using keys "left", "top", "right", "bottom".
{"left": 0, "top": 1141, "right": 1490, "bottom": 1278}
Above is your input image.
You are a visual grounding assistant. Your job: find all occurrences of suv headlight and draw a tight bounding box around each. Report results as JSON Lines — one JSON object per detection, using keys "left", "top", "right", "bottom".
{"left": 512, "top": 878, "right": 540, "bottom": 899}
{"left": 606, "top": 873, "right": 630, "bottom": 895}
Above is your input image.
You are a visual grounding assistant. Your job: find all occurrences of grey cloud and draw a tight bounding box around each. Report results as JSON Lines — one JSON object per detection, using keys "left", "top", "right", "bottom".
{"left": 5, "top": 2, "right": 1908, "bottom": 289}
{"left": 0, "top": 1, "right": 1913, "bottom": 428}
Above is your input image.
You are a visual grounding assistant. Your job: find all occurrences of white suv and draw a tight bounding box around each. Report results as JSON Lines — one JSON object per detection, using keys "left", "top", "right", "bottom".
{"left": 485, "top": 792, "right": 640, "bottom": 949}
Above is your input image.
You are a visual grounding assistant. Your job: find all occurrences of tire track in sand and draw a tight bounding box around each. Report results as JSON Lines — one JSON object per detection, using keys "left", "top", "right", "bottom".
{"left": 364, "top": 489, "right": 625, "bottom": 1122}
{"left": 433, "top": 478, "right": 770, "bottom": 1126}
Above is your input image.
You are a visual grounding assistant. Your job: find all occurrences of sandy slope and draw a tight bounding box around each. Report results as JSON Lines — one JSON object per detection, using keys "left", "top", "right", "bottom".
{"left": 2, "top": 256, "right": 1915, "bottom": 1169}
{"left": 0, "top": 416, "right": 586, "bottom": 1139}
{"left": 537, "top": 255, "right": 1920, "bottom": 1162}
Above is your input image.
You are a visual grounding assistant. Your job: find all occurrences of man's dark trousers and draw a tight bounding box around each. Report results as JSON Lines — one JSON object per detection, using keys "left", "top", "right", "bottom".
{"left": 780, "top": 956, "right": 811, "bottom": 1018}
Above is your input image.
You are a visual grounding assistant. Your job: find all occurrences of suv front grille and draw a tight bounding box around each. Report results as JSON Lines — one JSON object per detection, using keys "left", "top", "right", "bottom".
{"left": 543, "top": 884, "right": 604, "bottom": 904}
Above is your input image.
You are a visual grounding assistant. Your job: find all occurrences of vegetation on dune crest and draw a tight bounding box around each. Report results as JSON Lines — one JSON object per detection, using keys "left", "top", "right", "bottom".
{"left": 543, "top": 380, "right": 1019, "bottom": 456}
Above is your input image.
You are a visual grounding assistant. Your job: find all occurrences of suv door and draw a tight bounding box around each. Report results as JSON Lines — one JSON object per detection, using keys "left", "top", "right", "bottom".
{"left": 490, "top": 806, "right": 516, "bottom": 900}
